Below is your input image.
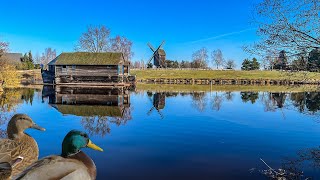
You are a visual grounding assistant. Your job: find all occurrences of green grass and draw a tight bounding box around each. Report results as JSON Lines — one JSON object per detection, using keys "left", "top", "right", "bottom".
{"left": 136, "top": 83, "right": 320, "bottom": 92}
{"left": 131, "top": 69, "right": 320, "bottom": 81}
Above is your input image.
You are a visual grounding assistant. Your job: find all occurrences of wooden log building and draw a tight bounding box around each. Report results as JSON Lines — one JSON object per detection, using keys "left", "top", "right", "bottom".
{"left": 46, "top": 52, "right": 134, "bottom": 85}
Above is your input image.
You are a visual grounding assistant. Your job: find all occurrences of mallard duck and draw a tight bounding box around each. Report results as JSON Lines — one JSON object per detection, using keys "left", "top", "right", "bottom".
{"left": 14, "top": 130, "right": 103, "bottom": 180}
{"left": 0, "top": 114, "right": 45, "bottom": 179}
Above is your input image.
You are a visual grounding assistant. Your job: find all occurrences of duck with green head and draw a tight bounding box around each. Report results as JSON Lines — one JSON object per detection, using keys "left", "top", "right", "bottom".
{"left": 15, "top": 130, "right": 103, "bottom": 180}
{"left": 0, "top": 114, "right": 45, "bottom": 179}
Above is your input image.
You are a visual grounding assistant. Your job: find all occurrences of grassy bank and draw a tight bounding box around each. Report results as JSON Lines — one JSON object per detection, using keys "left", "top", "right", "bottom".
{"left": 17, "top": 69, "right": 42, "bottom": 81}
{"left": 131, "top": 69, "right": 320, "bottom": 81}
{"left": 136, "top": 83, "right": 320, "bottom": 92}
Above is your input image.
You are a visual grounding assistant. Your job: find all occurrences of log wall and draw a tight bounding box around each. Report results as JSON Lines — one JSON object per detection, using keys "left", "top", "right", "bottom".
{"left": 55, "top": 65, "right": 119, "bottom": 77}
{"left": 53, "top": 65, "right": 135, "bottom": 85}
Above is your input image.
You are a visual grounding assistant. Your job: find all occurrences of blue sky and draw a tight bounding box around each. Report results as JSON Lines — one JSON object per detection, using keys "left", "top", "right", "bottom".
{"left": 0, "top": 0, "right": 259, "bottom": 67}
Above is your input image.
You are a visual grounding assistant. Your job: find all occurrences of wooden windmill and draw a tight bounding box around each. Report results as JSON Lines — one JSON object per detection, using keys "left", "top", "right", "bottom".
{"left": 147, "top": 41, "right": 166, "bottom": 68}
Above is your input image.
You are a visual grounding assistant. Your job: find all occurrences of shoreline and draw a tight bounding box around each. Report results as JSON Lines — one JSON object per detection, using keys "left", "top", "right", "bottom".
{"left": 5, "top": 83, "right": 320, "bottom": 93}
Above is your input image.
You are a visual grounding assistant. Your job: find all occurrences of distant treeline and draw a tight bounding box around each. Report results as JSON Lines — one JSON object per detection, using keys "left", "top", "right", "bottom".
{"left": 242, "top": 48, "right": 320, "bottom": 72}
{"left": 133, "top": 48, "right": 237, "bottom": 70}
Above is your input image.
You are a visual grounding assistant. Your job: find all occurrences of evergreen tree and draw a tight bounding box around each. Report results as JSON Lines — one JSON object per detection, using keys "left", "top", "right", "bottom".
{"left": 251, "top": 58, "right": 260, "bottom": 70}
{"left": 308, "top": 48, "right": 320, "bottom": 72}
{"left": 19, "top": 52, "right": 34, "bottom": 70}
{"left": 28, "top": 51, "right": 33, "bottom": 63}
{"left": 274, "top": 50, "right": 288, "bottom": 70}
{"left": 241, "top": 59, "right": 251, "bottom": 70}
{"left": 292, "top": 56, "right": 307, "bottom": 71}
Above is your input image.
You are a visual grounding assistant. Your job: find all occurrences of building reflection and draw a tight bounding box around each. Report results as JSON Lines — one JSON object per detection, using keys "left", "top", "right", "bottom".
{"left": 42, "top": 85, "right": 132, "bottom": 136}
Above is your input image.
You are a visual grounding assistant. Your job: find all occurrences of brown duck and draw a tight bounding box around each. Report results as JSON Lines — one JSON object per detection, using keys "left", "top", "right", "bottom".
{"left": 0, "top": 114, "right": 45, "bottom": 179}
{"left": 15, "top": 130, "right": 103, "bottom": 180}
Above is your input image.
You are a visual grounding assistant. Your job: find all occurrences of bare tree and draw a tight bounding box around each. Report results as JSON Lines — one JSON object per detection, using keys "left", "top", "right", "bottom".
{"left": 33, "top": 52, "right": 41, "bottom": 65}
{"left": 75, "top": 25, "right": 134, "bottom": 62}
{"left": 211, "top": 49, "right": 224, "bottom": 69}
{"left": 75, "top": 25, "right": 111, "bottom": 52}
{"left": 140, "top": 59, "right": 145, "bottom": 69}
{"left": 261, "top": 50, "right": 278, "bottom": 70}
{"left": 41, "top": 48, "right": 56, "bottom": 69}
{"left": 0, "top": 39, "right": 9, "bottom": 57}
{"left": 134, "top": 61, "right": 141, "bottom": 69}
{"left": 224, "top": 59, "right": 236, "bottom": 69}
{"left": 246, "top": 0, "right": 320, "bottom": 57}
{"left": 192, "top": 47, "right": 208, "bottom": 69}
{"left": 110, "top": 35, "right": 134, "bottom": 62}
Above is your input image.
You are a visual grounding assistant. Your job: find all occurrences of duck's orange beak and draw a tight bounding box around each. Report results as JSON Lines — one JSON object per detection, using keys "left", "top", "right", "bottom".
{"left": 87, "top": 139, "right": 103, "bottom": 152}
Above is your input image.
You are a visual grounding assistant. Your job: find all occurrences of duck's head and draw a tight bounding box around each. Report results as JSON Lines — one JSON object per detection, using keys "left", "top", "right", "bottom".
{"left": 7, "top": 114, "right": 45, "bottom": 139}
{"left": 61, "top": 130, "right": 103, "bottom": 157}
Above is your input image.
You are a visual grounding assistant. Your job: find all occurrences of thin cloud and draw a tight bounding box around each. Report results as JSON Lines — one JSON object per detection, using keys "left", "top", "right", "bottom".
{"left": 188, "top": 28, "right": 256, "bottom": 44}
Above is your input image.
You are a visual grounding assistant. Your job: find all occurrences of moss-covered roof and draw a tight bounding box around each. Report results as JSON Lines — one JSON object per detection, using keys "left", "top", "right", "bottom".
{"left": 0, "top": 53, "right": 22, "bottom": 65}
{"left": 48, "top": 52, "right": 125, "bottom": 65}
{"left": 53, "top": 104, "right": 124, "bottom": 117}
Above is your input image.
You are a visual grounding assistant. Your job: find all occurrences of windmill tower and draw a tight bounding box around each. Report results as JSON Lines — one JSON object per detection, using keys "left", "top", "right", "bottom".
{"left": 147, "top": 41, "right": 166, "bottom": 68}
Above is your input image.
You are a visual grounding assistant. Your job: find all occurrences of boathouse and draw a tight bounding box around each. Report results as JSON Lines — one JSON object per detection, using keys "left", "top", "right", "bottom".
{"left": 46, "top": 52, "right": 133, "bottom": 85}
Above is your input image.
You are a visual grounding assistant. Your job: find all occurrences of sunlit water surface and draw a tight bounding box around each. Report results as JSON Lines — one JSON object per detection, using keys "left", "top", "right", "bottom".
{"left": 1, "top": 86, "right": 320, "bottom": 180}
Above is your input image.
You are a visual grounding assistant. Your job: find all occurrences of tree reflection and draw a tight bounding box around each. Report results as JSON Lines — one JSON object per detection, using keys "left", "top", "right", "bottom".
{"left": 240, "top": 92, "right": 259, "bottom": 104}
{"left": 290, "top": 92, "right": 320, "bottom": 116}
{"left": 211, "top": 92, "right": 223, "bottom": 111}
{"left": 259, "top": 146, "right": 320, "bottom": 179}
{"left": 260, "top": 92, "right": 277, "bottom": 112}
{"left": 270, "top": 93, "right": 287, "bottom": 108}
{"left": 81, "top": 107, "right": 133, "bottom": 137}
{"left": 191, "top": 92, "right": 207, "bottom": 112}
{"left": 165, "top": 92, "right": 179, "bottom": 97}
{"left": 20, "top": 88, "right": 35, "bottom": 105}
{"left": 224, "top": 92, "right": 234, "bottom": 101}
{"left": 81, "top": 116, "right": 111, "bottom": 137}
{"left": 0, "top": 88, "right": 37, "bottom": 138}
{"left": 290, "top": 92, "right": 306, "bottom": 113}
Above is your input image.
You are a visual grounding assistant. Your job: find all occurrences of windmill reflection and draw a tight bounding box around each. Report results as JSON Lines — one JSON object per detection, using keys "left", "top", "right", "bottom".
{"left": 42, "top": 85, "right": 132, "bottom": 136}
{"left": 147, "top": 92, "right": 165, "bottom": 119}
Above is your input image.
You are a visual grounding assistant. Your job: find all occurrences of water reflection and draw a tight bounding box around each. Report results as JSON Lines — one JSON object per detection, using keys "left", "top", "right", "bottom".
{"left": 2, "top": 87, "right": 320, "bottom": 179}
{"left": 0, "top": 88, "right": 41, "bottom": 138}
{"left": 1, "top": 88, "right": 320, "bottom": 138}
{"left": 147, "top": 92, "right": 165, "bottom": 119}
{"left": 291, "top": 92, "right": 320, "bottom": 115}
{"left": 211, "top": 92, "right": 223, "bottom": 111}
{"left": 240, "top": 92, "right": 259, "bottom": 104}
{"left": 224, "top": 92, "right": 234, "bottom": 101}
{"left": 42, "top": 86, "right": 132, "bottom": 136}
{"left": 191, "top": 92, "right": 207, "bottom": 112}
{"left": 258, "top": 145, "right": 320, "bottom": 179}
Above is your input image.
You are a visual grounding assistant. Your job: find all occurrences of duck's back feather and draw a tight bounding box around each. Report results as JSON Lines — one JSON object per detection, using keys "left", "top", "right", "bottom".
{"left": 0, "top": 135, "right": 39, "bottom": 177}
{"left": 13, "top": 155, "right": 92, "bottom": 180}
{"left": 0, "top": 139, "right": 21, "bottom": 163}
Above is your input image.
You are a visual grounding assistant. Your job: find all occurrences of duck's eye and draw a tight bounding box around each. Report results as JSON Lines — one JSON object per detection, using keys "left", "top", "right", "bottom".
{"left": 83, "top": 134, "right": 88, "bottom": 138}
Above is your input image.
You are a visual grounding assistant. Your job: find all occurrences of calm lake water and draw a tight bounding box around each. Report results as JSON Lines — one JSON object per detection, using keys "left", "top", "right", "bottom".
{"left": 1, "top": 86, "right": 320, "bottom": 179}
